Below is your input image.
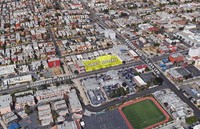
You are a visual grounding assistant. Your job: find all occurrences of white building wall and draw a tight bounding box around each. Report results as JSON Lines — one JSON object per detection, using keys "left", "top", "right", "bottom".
{"left": 188, "top": 47, "right": 200, "bottom": 57}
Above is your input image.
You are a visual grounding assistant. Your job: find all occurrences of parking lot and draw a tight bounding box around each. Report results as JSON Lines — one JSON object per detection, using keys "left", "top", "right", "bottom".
{"left": 82, "top": 109, "right": 129, "bottom": 129}
{"left": 185, "top": 65, "right": 200, "bottom": 77}
{"left": 19, "top": 111, "right": 39, "bottom": 129}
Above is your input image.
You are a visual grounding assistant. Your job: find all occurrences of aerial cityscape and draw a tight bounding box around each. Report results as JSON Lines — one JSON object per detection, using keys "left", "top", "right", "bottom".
{"left": 0, "top": 0, "right": 200, "bottom": 129}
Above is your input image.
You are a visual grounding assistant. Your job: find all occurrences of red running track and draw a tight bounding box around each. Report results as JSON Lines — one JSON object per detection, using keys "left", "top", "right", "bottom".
{"left": 118, "top": 97, "right": 170, "bottom": 129}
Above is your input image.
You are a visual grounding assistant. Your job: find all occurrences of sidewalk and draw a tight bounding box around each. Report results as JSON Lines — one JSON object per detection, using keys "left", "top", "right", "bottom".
{"left": 73, "top": 79, "right": 89, "bottom": 105}
{"left": 0, "top": 118, "right": 7, "bottom": 129}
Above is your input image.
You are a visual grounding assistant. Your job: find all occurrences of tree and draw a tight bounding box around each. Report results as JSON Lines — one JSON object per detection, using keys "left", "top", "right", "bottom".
{"left": 55, "top": 13, "right": 61, "bottom": 17}
{"left": 109, "top": 87, "right": 127, "bottom": 98}
{"left": 66, "top": 79, "right": 73, "bottom": 84}
{"left": 153, "top": 43, "right": 160, "bottom": 47}
{"left": 146, "top": 82, "right": 151, "bottom": 87}
{"left": 74, "top": 70, "right": 79, "bottom": 74}
{"left": 103, "top": 9, "right": 109, "bottom": 14}
{"left": 122, "top": 82, "right": 127, "bottom": 87}
{"left": 117, "top": 87, "right": 127, "bottom": 96}
{"left": 32, "top": 77, "right": 37, "bottom": 82}
{"left": 179, "top": 27, "right": 184, "bottom": 31}
{"left": 120, "top": 12, "right": 128, "bottom": 17}
{"left": 153, "top": 77, "right": 163, "bottom": 85}
{"left": 4, "top": 23, "right": 11, "bottom": 28}
{"left": 171, "top": 42, "right": 176, "bottom": 45}
{"left": 145, "top": 67, "right": 150, "bottom": 72}
{"left": 39, "top": 73, "right": 43, "bottom": 77}
{"left": 25, "top": 105, "right": 33, "bottom": 115}
{"left": 51, "top": 110, "right": 59, "bottom": 120}
{"left": 34, "top": 54, "right": 38, "bottom": 60}
{"left": 38, "top": 63, "right": 44, "bottom": 70}
{"left": 192, "top": 61, "right": 195, "bottom": 65}
{"left": 55, "top": 82, "right": 60, "bottom": 86}
{"left": 122, "top": 61, "right": 126, "bottom": 64}
{"left": 186, "top": 116, "right": 198, "bottom": 125}
{"left": 126, "top": 87, "right": 130, "bottom": 93}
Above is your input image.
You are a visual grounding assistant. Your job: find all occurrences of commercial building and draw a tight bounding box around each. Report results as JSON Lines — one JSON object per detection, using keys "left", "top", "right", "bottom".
{"left": 2, "top": 75, "right": 32, "bottom": 86}
{"left": 167, "top": 69, "right": 183, "bottom": 82}
{"left": 175, "top": 30, "right": 200, "bottom": 46}
{"left": 153, "top": 89, "right": 193, "bottom": 119}
{"left": 0, "top": 94, "right": 12, "bottom": 115}
{"left": 135, "top": 64, "right": 147, "bottom": 73}
{"left": 128, "top": 50, "right": 139, "bottom": 59}
{"left": 133, "top": 76, "right": 147, "bottom": 86}
{"left": 175, "top": 68, "right": 192, "bottom": 79}
{"left": 169, "top": 53, "right": 184, "bottom": 63}
{"left": 188, "top": 46, "right": 200, "bottom": 58}
{"left": 48, "top": 58, "right": 61, "bottom": 68}
{"left": 0, "top": 64, "right": 16, "bottom": 76}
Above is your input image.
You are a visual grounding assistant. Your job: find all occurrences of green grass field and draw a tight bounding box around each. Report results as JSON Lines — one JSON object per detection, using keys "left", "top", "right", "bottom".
{"left": 122, "top": 100, "right": 166, "bottom": 129}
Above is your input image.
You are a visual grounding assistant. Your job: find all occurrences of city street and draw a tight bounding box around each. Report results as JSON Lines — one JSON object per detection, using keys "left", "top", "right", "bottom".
{"left": 0, "top": 0, "right": 199, "bottom": 120}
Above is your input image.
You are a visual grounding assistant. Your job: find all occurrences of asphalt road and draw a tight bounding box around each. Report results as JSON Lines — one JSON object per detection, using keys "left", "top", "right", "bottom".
{"left": 1, "top": 0, "right": 198, "bottom": 120}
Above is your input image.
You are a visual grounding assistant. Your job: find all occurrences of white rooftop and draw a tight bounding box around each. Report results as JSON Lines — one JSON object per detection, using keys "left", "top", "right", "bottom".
{"left": 0, "top": 94, "right": 12, "bottom": 109}
{"left": 56, "top": 121, "right": 78, "bottom": 129}
{"left": 69, "top": 89, "right": 82, "bottom": 112}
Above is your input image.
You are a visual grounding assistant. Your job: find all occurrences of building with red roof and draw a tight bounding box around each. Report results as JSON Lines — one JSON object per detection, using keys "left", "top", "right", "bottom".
{"left": 48, "top": 58, "right": 60, "bottom": 68}
{"left": 135, "top": 64, "right": 147, "bottom": 73}
{"left": 169, "top": 53, "right": 184, "bottom": 63}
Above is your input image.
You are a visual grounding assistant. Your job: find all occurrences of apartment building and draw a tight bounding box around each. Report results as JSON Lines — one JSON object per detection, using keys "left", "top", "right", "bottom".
{"left": 35, "top": 85, "right": 70, "bottom": 103}
{"left": 15, "top": 95, "right": 36, "bottom": 110}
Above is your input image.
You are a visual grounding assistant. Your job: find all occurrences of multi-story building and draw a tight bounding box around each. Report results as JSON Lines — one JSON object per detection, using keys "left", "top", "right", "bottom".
{"left": 68, "top": 89, "right": 82, "bottom": 113}
{"left": 48, "top": 58, "right": 61, "bottom": 68}
{"left": 38, "top": 104, "right": 53, "bottom": 126}
{"left": 15, "top": 95, "right": 36, "bottom": 110}
{"left": 35, "top": 85, "right": 70, "bottom": 103}
{"left": 0, "top": 64, "right": 16, "bottom": 77}
{"left": 167, "top": 69, "right": 184, "bottom": 82}
{"left": 2, "top": 112, "right": 18, "bottom": 124}
{"left": 2, "top": 74, "right": 32, "bottom": 86}
{"left": 169, "top": 53, "right": 184, "bottom": 63}
{"left": 51, "top": 100, "right": 69, "bottom": 116}
{"left": 188, "top": 46, "right": 200, "bottom": 58}
{"left": 0, "top": 94, "right": 12, "bottom": 115}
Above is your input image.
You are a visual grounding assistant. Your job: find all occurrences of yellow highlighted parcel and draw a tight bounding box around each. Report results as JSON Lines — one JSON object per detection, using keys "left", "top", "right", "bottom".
{"left": 83, "top": 55, "right": 122, "bottom": 72}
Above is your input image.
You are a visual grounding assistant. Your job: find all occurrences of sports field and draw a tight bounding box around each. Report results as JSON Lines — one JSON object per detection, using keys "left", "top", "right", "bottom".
{"left": 121, "top": 99, "right": 166, "bottom": 129}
